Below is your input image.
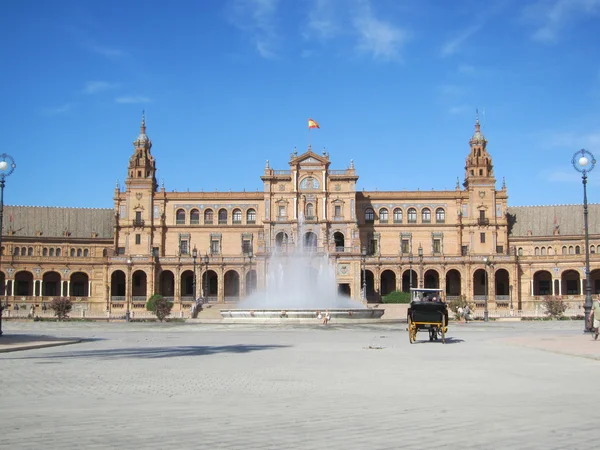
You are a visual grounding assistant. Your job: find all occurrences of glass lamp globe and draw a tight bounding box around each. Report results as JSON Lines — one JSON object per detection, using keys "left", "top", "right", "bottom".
{"left": 0, "top": 161, "right": 7, "bottom": 171}
{"left": 579, "top": 156, "right": 589, "bottom": 167}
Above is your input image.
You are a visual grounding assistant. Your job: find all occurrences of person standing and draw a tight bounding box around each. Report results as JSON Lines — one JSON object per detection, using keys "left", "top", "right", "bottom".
{"left": 589, "top": 296, "right": 600, "bottom": 340}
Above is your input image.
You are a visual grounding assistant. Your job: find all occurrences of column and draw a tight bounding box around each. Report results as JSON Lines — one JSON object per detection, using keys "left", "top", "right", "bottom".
{"left": 531, "top": 279, "right": 534, "bottom": 296}
{"left": 88, "top": 281, "right": 92, "bottom": 298}
{"left": 67, "top": 281, "right": 70, "bottom": 297}
{"left": 218, "top": 267, "right": 224, "bottom": 303}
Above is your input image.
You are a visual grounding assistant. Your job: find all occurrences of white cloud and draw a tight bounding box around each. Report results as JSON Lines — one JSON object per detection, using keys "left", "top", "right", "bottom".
{"left": 82, "top": 81, "right": 119, "bottom": 95}
{"left": 353, "top": 2, "right": 409, "bottom": 60}
{"left": 449, "top": 105, "right": 469, "bottom": 115}
{"left": 440, "top": 25, "right": 482, "bottom": 57}
{"left": 542, "top": 131, "right": 600, "bottom": 151}
{"left": 522, "top": 0, "right": 600, "bottom": 43}
{"left": 115, "top": 96, "right": 151, "bottom": 104}
{"left": 41, "top": 103, "right": 73, "bottom": 116}
{"left": 306, "top": 0, "right": 339, "bottom": 39}
{"left": 228, "top": 0, "right": 280, "bottom": 59}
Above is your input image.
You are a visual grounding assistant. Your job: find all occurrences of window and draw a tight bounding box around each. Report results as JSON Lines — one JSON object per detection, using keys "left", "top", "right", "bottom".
{"left": 480, "top": 233, "right": 485, "bottom": 243}
{"left": 407, "top": 208, "right": 417, "bottom": 223}
{"left": 56, "top": 248, "right": 61, "bottom": 257}
{"left": 77, "top": 249, "right": 82, "bottom": 257}
{"left": 435, "top": 208, "right": 445, "bottom": 223}
{"left": 13, "top": 247, "right": 18, "bottom": 256}
{"left": 433, "top": 239, "right": 441, "bottom": 254}
{"left": 43, "top": 248, "right": 48, "bottom": 256}
{"left": 204, "top": 209, "right": 214, "bottom": 225}
{"left": 562, "top": 246, "right": 567, "bottom": 255}
{"left": 369, "top": 239, "right": 378, "bottom": 255}
{"left": 539, "top": 280, "right": 551, "bottom": 295}
{"left": 218, "top": 209, "right": 228, "bottom": 225}
{"left": 211, "top": 239, "right": 220, "bottom": 254}
{"left": 83, "top": 249, "right": 89, "bottom": 257}
{"left": 190, "top": 209, "right": 200, "bottom": 225}
{"left": 21, "top": 247, "right": 26, "bottom": 256}
{"left": 70, "top": 248, "right": 75, "bottom": 257}
{"left": 592, "top": 246, "right": 596, "bottom": 254}
{"left": 117, "top": 247, "right": 125, "bottom": 255}
{"left": 575, "top": 245, "right": 581, "bottom": 254}
{"left": 232, "top": 209, "right": 242, "bottom": 224}
{"left": 379, "top": 208, "right": 388, "bottom": 223}
{"left": 306, "top": 203, "right": 315, "bottom": 220}
{"left": 278, "top": 205, "right": 286, "bottom": 218}
{"left": 461, "top": 245, "right": 469, "bottom": 256}
{"left": 152, "top": 247, "right": 159, "bottom": 257}
{"left": 496, "top": 245, "right": 504, "bottom": 254}
{"left": 365, "top": 208, "right": 374, "bottom": 223}
{"left": 480, "top": 210, "right": 486, "bottom": 220}
{"left": 242, "top": 239, "right": 252, "bottom": 255}
{"left": 176, "top": 209, "right": 186, "bottom": 225}
{"left": 135, "top": 234, "right": 141, "bottom": 245}
{"left": 246, "top": 209, "right": 256, "bottom": 224}
{"left": 180, "top": 240, "right": 189, "bottom": 255}
{"left": 401, "top": 239, "right": 410, "bottom": 254}
{"left": 541, "top": 247, "right": 546, "bottom": 256}
{"left": 569, "top": 246, "right": 574, "bottom": 255}
{"left": 28, "top": 247, "right": 33, "bottom": 256}
{"left": 422, "top": 208, "right": 431, "bottom": 223}
{"left": 49, "top": 248, "right": 55, "bottom": 257}
{"left": 334, "top": 205, "right": 342, "bottom": 217}
{"left": 566, "top": 280, "right": 578, "bottom": 295}
{"left": 534, "top": 247, "right": 540, "bottom": 256}
{"left": 135, "top": 211, "right": 142, "bottom": 223}
{"left": 393, "top": 208, "right": 402, "bottom": 223}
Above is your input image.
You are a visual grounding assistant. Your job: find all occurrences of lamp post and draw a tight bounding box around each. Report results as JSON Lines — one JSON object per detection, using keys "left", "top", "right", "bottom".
{"left": 408, "top": 252, "right": 413, "bottom": 292}
{"left": 248, "top": 250, "right": 253, "bottom": 295}
{"left": 0, "top": 153, "right": 16, "bottom": 337}
{"left": 361, "top": 246, "right": 367, "bottom": 301}
{"left": 201, "top": 253, "right": 209, "bottom": 301}
{"left": 483, "top": 256, "right": 491, "bottom": 322}
{"left": 192, "top": 246, "right": 198, "bottom": 301}
{"left": 126, "top": 258, "right": 132, "bottom": 322}
{"left": 572, "top": 149, "right": 596, "bottom": 332}
{"left": 509, "top": 284, "right": 513, "bottom": 310}
{"left": 418, "top": 244, "right": 423, "bottom": 288}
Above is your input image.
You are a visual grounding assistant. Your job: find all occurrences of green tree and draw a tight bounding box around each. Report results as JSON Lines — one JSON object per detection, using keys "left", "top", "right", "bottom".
{"left": 146, "top": 294, "right": 173, "bottom": 322}
{"left": 381, "top": 291, "right": 411, "bottom": 303}
{"left": 447, "top": 295, "right": 475, "bottom": 319}
{"left": 50, "top": 297, "right": 72, "bottom": 321}
{"left": 542, "top": 296, "right": 568, "bottom": 319}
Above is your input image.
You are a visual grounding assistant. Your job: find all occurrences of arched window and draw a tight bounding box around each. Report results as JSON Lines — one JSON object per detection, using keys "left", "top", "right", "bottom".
{"left": 13, "top": 247, "right": 19, "bottom": 256}
{"left": 569, "top": 246, "right": 574, "bottom": 255}
{"left": 541, "top": 247, "right": 546, "bottom": 256}
{"left": 218, "top": 209, "right": 228, "bottom": 225}
{"left": 306, "top": 203, "right": 315, "bottom": 219}
{"left": 84, "top": 249, "right": 89, "bottom": 257}
{"left": 562, "top": 246, "right": 567, "bottom": 255}
{"left": 379, "top": 208, "right": 388, "bottom": 223}
{"left": 518, "top": 247, "right": 523, "bottom": 256}
{"left": 246, "top": 209, "right": 256, "bottom": 224}
{"left": 422, "top": 208, "right": 431, "bottom": 223}
{"left": 42, "top": 248, "right": 48, "bottom": 256}
{"left": 435, "top": 208, "right": 445, "bottom": 223}
{"left": 21, "top": 247, "right": 26, "bottom": 256}
{"left": 49, "top": 248, "right": 55, "bottom": 257}
{"left": 591, "top": 245, "right": 596, "bottom": 254}
{"left": 28, "top": 247, "right": 33, "bottom": 256}
{"left": 575, "top": 245, "right": 581, "bottom": 254}
{"left": 407, "top": 208, "right": 417, "bottom": 223}
{"left": 190, "top": 209, "right": 200, "bottom": 225}
{"left": 77, "top": 249, "right": 82, "bottom": 257}
{"left": 204, "top": 209, "right": 214, "bottom": 224}
{"left": 393, "top": 208, "right": 402, "bottom": 223}
{"left": 534, "top": 247, "right": 540, "bottom": 256}
{"left": 365, "top": 208, "right": 374, "bottom": 223}
{"left": 56, "top": 248, "right": 61, "bottom": 257}
{"left": 548, "top": 247, "right": 554, "bottom": 256}
{"left": 70, "top": 248, "right": 75, "bottom": 257}
{"left": 232, "top": 209, "right": 242, "bottom": 224}
{"left": 176, "top": 209, "right": 186, "bottom": 225}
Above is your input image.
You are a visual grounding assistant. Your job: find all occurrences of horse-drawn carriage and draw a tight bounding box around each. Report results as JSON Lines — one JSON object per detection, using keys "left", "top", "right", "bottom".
{"left": 407, "top": 288, "right": 449, "bottom": 344}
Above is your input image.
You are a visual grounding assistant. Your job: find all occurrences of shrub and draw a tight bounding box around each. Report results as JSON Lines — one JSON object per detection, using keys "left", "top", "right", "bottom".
{"left": 447, "top": 295, "right": 475, "bottom": 319}
{"left": 382, "top": 291, "right": 411, "bottom": 303}
{"left": 49, "top": 297, "right": 72, "bottom": 321}
{"left": 542, "top": 296, "right": 568, "bottom": 319}
{"left": 146, "top": 294, "right": 173, "bottom": 322}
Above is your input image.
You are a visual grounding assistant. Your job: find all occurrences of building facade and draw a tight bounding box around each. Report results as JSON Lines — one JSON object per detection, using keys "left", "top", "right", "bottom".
{"left": 2, "top": 116, "right": 599, "bottom": 317}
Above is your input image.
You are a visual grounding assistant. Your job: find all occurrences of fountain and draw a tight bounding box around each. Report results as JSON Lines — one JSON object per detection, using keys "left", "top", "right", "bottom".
{"left": 220, "top": 216, "right": 385, "bottom": 323}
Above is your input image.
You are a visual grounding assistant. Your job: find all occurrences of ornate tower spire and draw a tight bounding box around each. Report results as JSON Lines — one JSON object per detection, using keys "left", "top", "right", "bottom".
{"left": 127, "top": 114, "right": 157, "bottom": 190}
{"left": 463, "top": 111, "right": 494, "bottom": 188}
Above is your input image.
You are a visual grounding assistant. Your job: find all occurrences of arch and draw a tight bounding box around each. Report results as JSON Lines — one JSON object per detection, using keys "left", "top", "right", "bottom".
{"left": 533, "top": 270, "right": 552, "bottom": 296}
{"left": 407, "top": 207, "right": 417, "bottom": 223}
{"left": 473, "top": 268, "right": 487, "bottom": 297}
{"left": 218, "top": 208, "right": 228, "bottom": 225}
{"left": 84, "top": 249, "right": 89, "bottom": 257}
{"left": 379, "top": 208, "right": 389, "bottom": 223}
{"left": 393, "top": 208, "right": 403, "bottom": 223}
{"left": 562, "top": 246, "right": 567, "bottom": 255}
{"left": 56, "top": 248, "right": 61, "bottom": 257}
{"left": 43, "top": 248, "right": 48, "bottom": 256}
{"left": 380, "top": 269, "right": 396, "bottom": 296}
{"left": 246, "top": 208, "right": 256, "bottom": 224}
{"left": 575, "top": 245, "right": 581, "bottom": 254}
{"left": 361, "top": 269, "right": 376, "bottom": 302}
{"left": 224, "top": 270, "right": 240, "bottom": 300}
{"left": 232, "top": 208, "right": 242, "bottom": 224}
{"left": 20, "top": 247, "right": 26, "bottom": 256}
{"left": 28, "top": 247, "right": 33, "bottom": 256}
{"left": 569, "top": 246, "right": 574, "bottom": 255}
{"left": 518, "top": 247, "right": 523, "bottom": 256}
{"left": 180, "top": 269, "right": 195, "bottom": 299}
{"left": 421, "top": 208, "right": 431, "bottom": 223}
{"left": 365, "top": 208, "right": 374, "bottom": 223}
{"left": 77, "top": 248, "right": 82, "bottom": 257}
{"left": 275, "top": 232, "right": 288, "bottom": 249}
{"left": 306, "top": 203, "right": 315, "bottom": 219}
{"left": 70, "top": 272, "right": 89, "bottom": 297}
{"left": 333, "top": 231, "right": 345, "bottom": 251}
{"left": 424, "top": 269, "right": 439, "bottom": 289}
{"left": 534, "top": 247, "right": 540, "bottom": 256}
{"left": 435, "top": 208, "right": 445, "bottom": 223}
{"left": 190, "top": 209, "right": 200, "bottom": 224}
{"left": 204, "top": 209, "right": 214, "bottom": 224}
{"left": 176, "top": 208, "right": 186, "bottom": 225}
{"left": 203, "top": 269, "right": 219, "bottom": 300}
{"left": 131, "top": 269, "right": 148, "bottom": 299}
{"left": 561, "top": 269, "right": 581, "bottom": 295}
{"left": 110, "top": 270, "right": 126, "bottom": 297}
{"left": 401, "top": 268, "right": 418, "bottom": 292}
{"left": 14, "top": 271, "right": 34, "bottom": 296}
{"left": 49, "top": 248, "right": 55, "bottom": 257}
{"left": 246, "top": 269, "right": 257, "bottom": 295}
{"left": 70, "top": 248, "right": 75, "bottom": 257}
{"left": 591, "top": 269, "right": 600, "bottom": 294}
{"left": 541, "top": 247, "right": 546, "bottom": 256}
{"left": 303, "top": 232, "right": 318, "bottom": 249}
{"left": 445, "top": 269, "right": 462, "bottom": 297}
{"left": 494, "top": 268, "right": 510, "bottom": 295}
{"left": 42, "top": 271, "right": 61, "bottom": 296}
{"left": 0, "top": 271, "right": 4, "bottom": 296}
{"left": 159, "top": 270, "right": 175, "bottom": 298}
{"left": 591, "top": 245, "right": 596, "bottom": 254}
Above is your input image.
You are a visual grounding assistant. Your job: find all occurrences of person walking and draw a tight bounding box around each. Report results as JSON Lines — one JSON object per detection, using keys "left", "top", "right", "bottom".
{"left": 463, "top": 305, "right": 470, "bottom": 323}
{"left": 589, "top": 296, "right": 600, "bottom": 340}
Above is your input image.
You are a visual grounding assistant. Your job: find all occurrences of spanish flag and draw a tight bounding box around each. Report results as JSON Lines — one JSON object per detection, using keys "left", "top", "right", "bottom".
{"left": 308, "top": 118, "right": 320, "bottom": 129}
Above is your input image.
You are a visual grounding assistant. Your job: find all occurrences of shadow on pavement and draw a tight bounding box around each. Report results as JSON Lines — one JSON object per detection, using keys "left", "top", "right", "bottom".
{"left": 7, "top": 344, "right": 290, "bottom": 360}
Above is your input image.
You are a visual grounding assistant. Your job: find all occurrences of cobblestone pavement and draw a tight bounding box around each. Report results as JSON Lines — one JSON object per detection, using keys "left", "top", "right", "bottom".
{"left": 1, "top": 320, "right": 599, "bottom": 449}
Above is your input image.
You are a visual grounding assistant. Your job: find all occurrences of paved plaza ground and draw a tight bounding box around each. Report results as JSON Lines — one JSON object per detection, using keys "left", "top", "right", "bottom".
{"left": 1, "top": 320, "right": 599, "bottom": 449}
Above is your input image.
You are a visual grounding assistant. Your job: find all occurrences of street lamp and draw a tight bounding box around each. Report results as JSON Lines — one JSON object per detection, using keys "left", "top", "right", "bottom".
{"left": 408, "top": 252, "right": 413, "bottom": 292}
{"left": 572, "top": 149, "right": 596, "bottom": 332}
{"left": 192, "top": 246, "right": 198, "bottom": 301}
{"left": 0, "top": 153, "right": 16, "bottom": 337}
{"left": 418, "top": 244, "right": 423, "bottom": 288}
{"left": 126, "top": 258, "right": 132, "bottom": 322}
{"left": 201, "top": 253, "right": 209, "bottom": 301}
{"left": 483, "top": 256, "right": 492, "bottom": 322}
{"left": 361, "top": 246, "right": 367, "bottom": 301}
{"left": 509, "top": 284, "right": 513, "bottom": 310}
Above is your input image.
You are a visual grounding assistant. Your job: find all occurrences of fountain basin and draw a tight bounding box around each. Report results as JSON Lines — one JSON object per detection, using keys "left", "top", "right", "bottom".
{"left": 220, "top": 308, "right": 385, "bottom": 323}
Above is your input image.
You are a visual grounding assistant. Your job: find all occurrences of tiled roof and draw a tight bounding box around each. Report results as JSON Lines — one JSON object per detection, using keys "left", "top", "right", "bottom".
{"left": 507, "top": 204, "right": 600, "bottom": 237}
{"left": 2, "top": 206, "right": 114, "bottom": 239}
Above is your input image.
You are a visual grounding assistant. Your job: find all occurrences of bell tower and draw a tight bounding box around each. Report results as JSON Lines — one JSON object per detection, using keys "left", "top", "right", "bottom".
{"left": 463, "top": 112, "right": 494, "bottom": 188}
{"left": 125, "top": 112, "right": 157, "bottom": 191}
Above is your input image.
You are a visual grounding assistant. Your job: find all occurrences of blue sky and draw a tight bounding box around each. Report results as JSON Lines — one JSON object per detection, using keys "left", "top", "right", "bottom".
{"left": 1, "top": 0, "right": 599, "bottom": 208}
